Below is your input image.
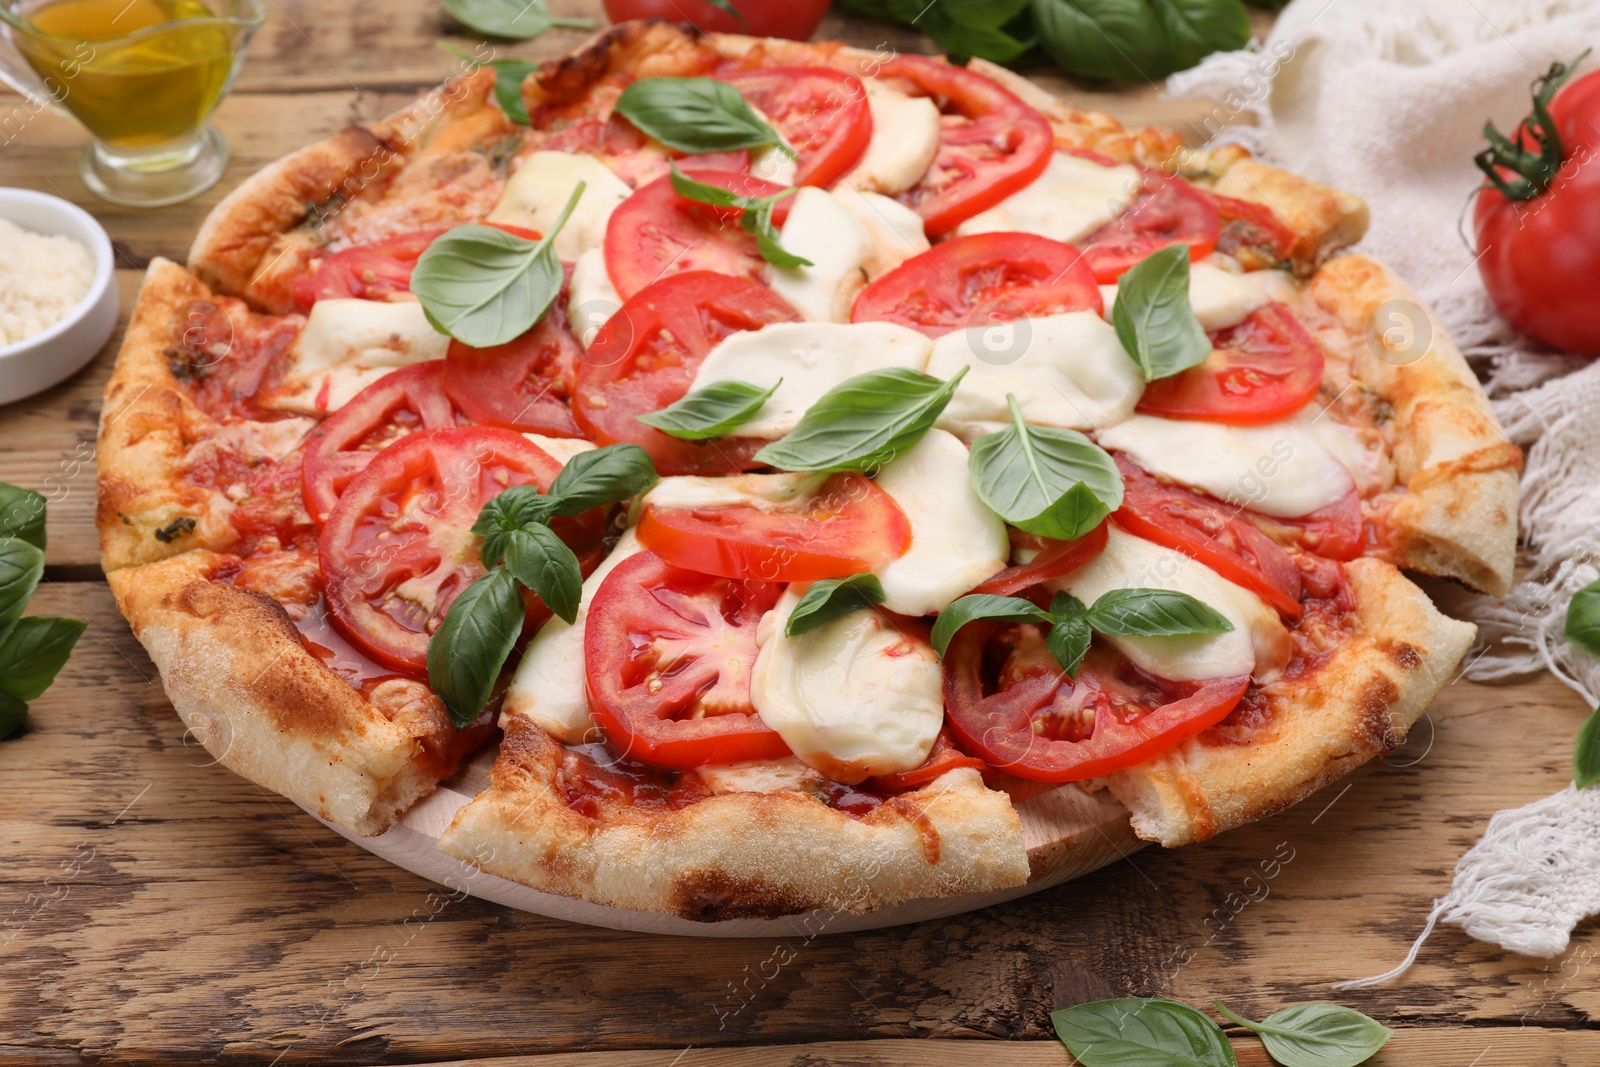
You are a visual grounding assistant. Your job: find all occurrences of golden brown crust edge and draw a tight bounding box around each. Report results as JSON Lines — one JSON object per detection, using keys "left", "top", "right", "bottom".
{"left": 1309, "top": 253, "right": 1521, "bottom": 596}
{"left": 438, "top": 721, "right": 1030, "bottom": 920}
{"left": 1103, "top": 559, "right": 1475, "bottom": 847}
{"left": 107, "top": 551, "right": 448, "bottom": 836}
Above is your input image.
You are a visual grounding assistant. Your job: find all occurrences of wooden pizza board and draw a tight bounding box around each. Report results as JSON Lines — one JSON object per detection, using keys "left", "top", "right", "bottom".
{"left": 309, "top": 746, "right": 1143, "bottom": 937}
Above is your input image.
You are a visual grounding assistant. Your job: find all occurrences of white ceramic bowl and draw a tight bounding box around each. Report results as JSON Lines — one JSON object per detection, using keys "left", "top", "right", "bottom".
{"left": 0, "top": 188, "right": 118, "bottom": 406}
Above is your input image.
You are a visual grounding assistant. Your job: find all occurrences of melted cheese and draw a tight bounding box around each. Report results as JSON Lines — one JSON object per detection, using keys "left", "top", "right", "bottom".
{"left": 688, "top": 321, "right": 931, "bottom": 439}
{"left": 766, "top": 187, "right": 877, "bottom": 323}
{"left": 872, "top": 428, "right": 1009, "bottom": 616}
{"left": 830, "top": 182, "right": 930, "bottom": 279}
{"left": 927, "top": 311, "right": 1145, "bottom": 439}
{"left": 568, "top": 247, "right": 622, "bottom": 348}
{"left": 840, "top": 80, "right": 940, "bottom": 196}
{"left": 696, "top": 757, "right": 827, "bottom": 795}
{"left": 1291, "top": 406, "right": 1394, "bottom": 496}
{"left": 522, "top": 433, "right": 597, "bottom": 466}
{"left": 633, "top": 471, "right": 828, "bottom": 520}
{"left": 955, "top": 151, "right": 1140, "bottom": 243}
{"left": 1099, "top": 262, "right": 1285, "bottom": 331}
{"left": 750, "top": 586, "right": 943, "bottom": 784}
{"left": 501, "top": 529, "right": 644, "bottom": 742}
{"left": 1053, "top": 525, "right": 1289, "bottom": 682}
{"left": 1096, "top": 414, "right": 1357, "bottom": 518}
{"left": 487, "top": 150, "right": 631, "bottom": 261}
{"left": 268, "top": 298, "right": 448, "bottom": 414}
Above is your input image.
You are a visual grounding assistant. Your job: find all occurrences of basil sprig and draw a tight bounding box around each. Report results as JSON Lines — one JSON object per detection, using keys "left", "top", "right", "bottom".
{"left": 0, "top": 482, "right": 83, "bottom": 741}
{"left": 1030, "top": 0, "right": 1251, "bottom": 83}
{"left": 439, "top": 43, "right": 537, "bottom": 125}
{"left": 755, "top": 367, "right": 967, "bottom": 474}
{"left": 1113, "top": 243, "right": 1213, "bottom": 382}
{"left": 1214, "top": 1001, "right": 1393, "bottom": 1067}
{"left": 968, "top": 394, "right": 1123, "bottom": 542}
{"left": 411, "top": 183, "right": 584, "bottom": 348}
{"left": 932, "top": 586, "right": 1231, "bottom": 676}
{"left": 441, "top": 0, "right": 592, "bottom": 40}
{"left": 616, "top": 77, "right": 793, "bottom": 159}
{"left": 668, "top": 167, "right": 811, "bottom": 269}
{"left": 1564, "top": 577, "right": 1600, "bottom": 788}
{"left": 786, "top": 575, "right": 886, "bottom": 638}
{"left": 428, "top": 444, "right": 658, "bottom": 726}
{"left": 637, "top": 378, "right": 780, "bottom": 441}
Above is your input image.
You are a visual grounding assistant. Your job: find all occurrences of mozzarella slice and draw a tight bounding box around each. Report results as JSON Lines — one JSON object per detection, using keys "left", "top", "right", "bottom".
{"left": 633, "top": 471, "right": 829, "bottom": 520}
{"left": 750, "top": 586, "right": 943, "bottom": 784}
{"left": 1099, "top": 262, "right": 1279, "bottom": 331}
{"left": 955, "top": 151, "right": 1141, "bottom": 243}
{"left": 568, "top": 247, "right": 622, "bottom": 348}
{"left": 1096, "top": 414, "right": 1357, "bottom": 518}
{"left": 501, "top": 529, "right": 644, "bottom": 743}
{"left": 487, "top": 150, "right": 632, "bottom": 261}
{"left": 765, "top": 187, "right": 877, "bottom": 323}
{"left": 522, "top": 433, "right": 597, "bottom": 466}
{"left": 697, "top": 757, "right": 827, "bottom": 795}
{"left": 872, "top": 428, "right": 1009, "bottom": 616}
{"left": 1053, "top": 525, "right": 1290, "bottom": 682}
{"left": 1291, "top": 406, "right": 1394, "bottom": 497}
{"left": 688, "top": 321, "right": 931, "bottom": 439}
{"left": 831, "top": 182, "right": 930, "bottom": 279}
{"left": 927, "top": 311, "right": 1145, "bottom": 439}
{"left": 840, "top": 80, "right": 940, "bottom": 196}
{"left": 267, "top": 299, "right": 448, "bottom": 414}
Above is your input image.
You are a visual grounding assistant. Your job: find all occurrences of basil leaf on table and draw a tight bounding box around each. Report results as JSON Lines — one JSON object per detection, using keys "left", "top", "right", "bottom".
{"left": 637, "top": 379, "right": 780, "bottom": 441}
{"left": 1113, "top": 243, "right": 1213, "bottom": 381}
{"left": 411, "top": 184, "right": 583, "bottom": 348}
{"left": 616, "top": 77, "right": 792, "bottom": 157}
{"left": 1564, "top": 577, "right": 1600, "bottom": 655}
{"left": 428, "top": 568, "right": 526, "bottom": 728}
{"left": 0, "top": 689, "right": 25, "bottom": 741}
{"left": 968, "top": 394, "right": 1123, "bottom": 542}
{"left": 930, "top": 594, "right": 1050, "bottom": 657}
{"left": 668, "top": 167, "right": 811, "bottom": 269}
{"left": 754, "top": 367, "right": 967, "bottom": 474}
{"left": 1088, "top": 588, "right": 1235, "bottom": 638}
{"left": 786, "top": 575, "right": 887, "bottom": 637}
{"left": 1575, "top": 707, "right": 1600, "bottom": 789}
{"left": 1045, "top": 591, "right": 1093, "bottom": 677}
{"left": 545, "top": 443, "right": 659, "bottom": 516}
{"left": 441, "top": 0, "right": 592, "bottom": 40}
{"left": 501, "top": 523, "right": 583, "bottom": 625}
{"left": 0, "top": 538, "right": 44, "bottom": 644}
{"left": 921, "top": 6, "right": 1035, "bottom": 64}
{"left": 1031, "top": 0, "right": 1251, "bottom": 83}
{"left": 1052, "top": 997, "right": 1238, "bottom": 1067}
{"left": 0, "top": 483, "right": 46, "bottom": 549}
{"left": 0, "top": 616, "right": 86, "bottom": 702}
{"left": 1214, "top": 1001, "right": 1392, "bottom": 1067}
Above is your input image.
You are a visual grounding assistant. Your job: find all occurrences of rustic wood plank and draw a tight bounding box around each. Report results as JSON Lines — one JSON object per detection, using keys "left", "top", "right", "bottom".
{"left": 0, "top": 583, "right": 1593, "bottom": 1066}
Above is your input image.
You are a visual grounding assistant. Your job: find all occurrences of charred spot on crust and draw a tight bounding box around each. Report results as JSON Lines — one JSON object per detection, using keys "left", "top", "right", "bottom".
{"left": 1355, "top": 674, "right": 1404, "bottom": 750}
{"left": 671, "top": 869, "right": 803, "bottom": 921}
{"left": 1378, "top": 638, "right": 1424, "bottom": 671}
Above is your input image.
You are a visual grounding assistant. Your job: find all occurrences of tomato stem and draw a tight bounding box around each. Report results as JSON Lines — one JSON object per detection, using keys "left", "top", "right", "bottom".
{"left": 1475, "top": 50, "right": 1590, "bottom": 202}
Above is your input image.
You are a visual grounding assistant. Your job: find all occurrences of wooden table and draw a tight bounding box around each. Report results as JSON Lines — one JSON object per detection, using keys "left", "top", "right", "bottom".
{"left": 1, "top": 3, "right": 1595, "bottom": 1064}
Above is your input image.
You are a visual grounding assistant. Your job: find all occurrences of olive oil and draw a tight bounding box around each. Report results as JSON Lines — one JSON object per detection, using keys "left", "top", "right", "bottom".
{"left": 15, "top": 0, "right": 237, "bottom": 147}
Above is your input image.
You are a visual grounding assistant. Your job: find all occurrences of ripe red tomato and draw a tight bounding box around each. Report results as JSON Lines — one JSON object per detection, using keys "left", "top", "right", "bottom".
{"left": 442, "top": 271, "right": 583, "bottom": 438}
{"left": 601, "top": 0, "right": 831, "bottom": 40}
{"left": 574, "top": 271, "right": 799, "bottom": 475}
{"left": 635, "top": 471, "right": 912, "bottom": 582}
{"left": 850, "top": 232, "right": 1101, "bottom": 338}
{"left": 584, "top": 549, "right": 792, "bottom": 769}
{"left": 972, "top": 522, "right": 1109, "bottom": 598}
{"left": 1474, "top": 61, "right": 1600, "bottom": 356}
{"left": 867, "top": 729, "right": 986, "bottom": 794}
{"left": 1079, "top": 171, "right": 1219, "bottom": 283}
{"left": 1134, "top": 304, "right": 1324, "bottom": 426}
{"left": 289, "top": 229, "right": 445, "bottom": 313}
{"left": 720, "top": 66, "right": 872, "bottom": 187}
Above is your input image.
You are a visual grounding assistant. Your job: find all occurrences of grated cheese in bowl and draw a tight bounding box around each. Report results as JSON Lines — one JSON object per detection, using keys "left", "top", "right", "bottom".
{"left": 0, "top": 218, "right": 96, "bottom": 348}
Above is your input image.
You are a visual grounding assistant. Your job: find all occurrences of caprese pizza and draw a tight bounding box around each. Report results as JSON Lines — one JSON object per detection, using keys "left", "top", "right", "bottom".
{"left": 98, "top": 21, "right": 1521, "bottom": 919}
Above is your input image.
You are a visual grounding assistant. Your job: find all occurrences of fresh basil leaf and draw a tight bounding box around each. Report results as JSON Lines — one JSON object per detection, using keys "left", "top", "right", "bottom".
{"left": 930, "top": 593, "right": 1050, "bottom": 657}
{"left": 441, "top": 0, "right": 592, "bottom": 39}
{"left": 755, "top": 367, "right": 967, "bottom": 474}
{"left": 437, "top": 43, "right": 538, "bottom": 125}
{"left": 1156, "top": 0, "right": 1253, "bottom": 74}
{"left": 940, "top": 0, "right": 1033, "bottom": 28}
{"left": 501, "top": 523, "right": 582, "bottom": 624}
{"left": 0, "top": 616, "right": 84, "bottom": 701}
{"left": 411, "top": 193, "right": 579, "bottom": 347}
{"left": 0, "top": 484, "right": 46, "bottom": 550}
{"left": 923, "top": 6, "right": 1035, "bottom": 64}
{"left": 1214, "top": 1001, "right": 1392, "bottom": 1067}
{"left": 1113, "top": 244, "right": 1212, "bottom": 381}
{"left": 1045, "top": 591, "right": 1092, "bottom": 677}
{"left": 1031, "top": 0, "right": 1249, "bottom": 83}
{"left": 0, "top": 538, "right": 45, "bottom": 644}
{"left": 1052, "top": 998, "right": 1238, "bottom": 1067}
{"left": 702, "top": 0, "right": 747, "bottom": 24}
{"left": 637, "top": 379, "right": 780, "bottom": 441}
{"left": 428, "top": 568, "right": 526, "bottom": 728}
{"left": 616, "top": 77, "right": 789, "bottom": 157}
{"left": 1565, "top": 578, "right": 1600, "bottom": 656}
{"left": 0, "top": 690, "right": 25, "bottom": 741}
{"left": 1088, "top": 588, "right": 1234, "bottom": 638}
{"left": 786, "top": 575, "right": 887, "bottom": 638}
{"left": 1576, "top": 707, "right": 1600, "bottom": 789}
{"left": 473, "top": 485, "right": 559, "bottom": 565}
{"left": 547, "top": 443, "right": 659, "bottom": 516}
{"left": 668, "top": 168, "right": 810, "bottom": 268}
{"left": 968, "top": 395, "right": 1123, "bottom": 541}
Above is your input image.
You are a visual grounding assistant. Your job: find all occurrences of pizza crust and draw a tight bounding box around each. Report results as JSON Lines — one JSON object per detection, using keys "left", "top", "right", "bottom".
{"left": 1102, "top": 558, "right": 1475, "bottom": 846}
{"left": 437, "top": 719, "right": 1029, "bottom": 920}
{"left": 108, "top": 550, "right": 465, "bottom": 836}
